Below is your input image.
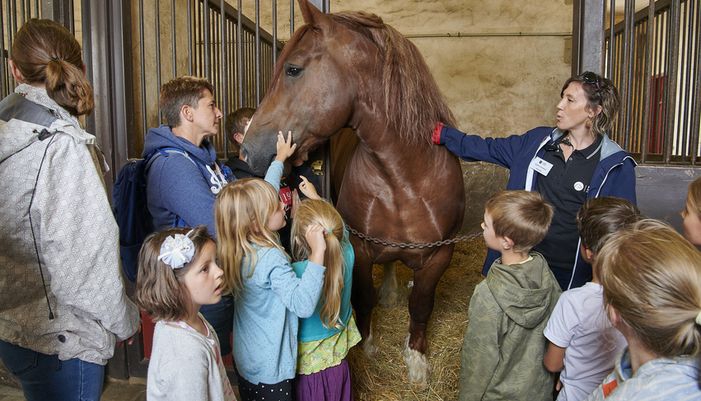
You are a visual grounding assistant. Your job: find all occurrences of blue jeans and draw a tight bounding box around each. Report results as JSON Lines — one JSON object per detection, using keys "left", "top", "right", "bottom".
{"left": 0, "top": 340, "right": 104, "bottom": 401}
{"left": 200, "top": 294, "right": 234, "bottom": 356}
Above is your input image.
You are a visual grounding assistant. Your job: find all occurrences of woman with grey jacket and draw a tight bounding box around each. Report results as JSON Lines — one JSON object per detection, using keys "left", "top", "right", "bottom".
{"left": 0, "top": 19, "right": 139, "bottom": 401}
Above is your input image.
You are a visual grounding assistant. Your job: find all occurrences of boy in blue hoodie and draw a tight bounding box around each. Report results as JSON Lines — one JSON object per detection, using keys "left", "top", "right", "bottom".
{"left": 143, "top": 76, "right": 295, "bottom": 357}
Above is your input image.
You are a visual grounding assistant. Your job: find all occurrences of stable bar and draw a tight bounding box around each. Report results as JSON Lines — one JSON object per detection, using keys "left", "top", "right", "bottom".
{"left": 680, "top": 0, "right": 693, "bottom": 159}
{"left": 606, "top": 0, "right": 616, "bottom": 78}
{"left": 139, "top": 0, "right": 148, "bottom": 141}
{"left": 622, "top": 0, "right": 635, "bottom": 151}
{"left": 640, "top": 0, "right": 656, "bottom": 163}
{"left": 272, "top": 0, "right": 277, "bottom": 67}
{"left": 255, "top": 0, "right": 261, "bottom": 104}
{"left": 221, "top": 0, "right": 229, "bottom": 157}
{"left": 171, "top": 0, "right": 177, "bottom": 77}
{"left": 1, "top": 2, "right": 7, "bottom": 99}
{"left": 290, "top": 0, "right": 294, "bottom": 37}
{"left": 203, "top": 0, "right": 210, "bottom": 80}
{"left": 156, "top": 0, "right": 163, "bottom": 121}
{"left": 689, "top": 0, "right": 701, "bottom": 164}
{"left": 237, "top": 0, "right": 244, "bottom": 107}
{"left": 662, "top": 0, "right": 680, "bottom": 164}
{"left": 187, "top": 0, "right": 192, "bottom": 75}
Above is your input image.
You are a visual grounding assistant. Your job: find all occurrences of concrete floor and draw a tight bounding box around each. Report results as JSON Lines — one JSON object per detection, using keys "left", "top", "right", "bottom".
{"left": 0, "top": 380, "right": 147, "bottom": 401}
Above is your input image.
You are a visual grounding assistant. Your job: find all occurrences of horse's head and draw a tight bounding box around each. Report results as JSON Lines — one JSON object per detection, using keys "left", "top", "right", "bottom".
{"left": 242, "top": 0, "right": 379, "bottom": 176}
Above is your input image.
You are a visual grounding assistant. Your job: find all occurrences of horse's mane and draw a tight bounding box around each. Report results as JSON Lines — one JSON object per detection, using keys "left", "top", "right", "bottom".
{"left": 270, "top": 11, "right": 456, "bottom": 145}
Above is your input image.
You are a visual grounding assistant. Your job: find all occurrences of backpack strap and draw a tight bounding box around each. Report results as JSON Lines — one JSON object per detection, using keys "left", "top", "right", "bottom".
{"left": 0, "top": 93, "right": 58, "bottom": 128}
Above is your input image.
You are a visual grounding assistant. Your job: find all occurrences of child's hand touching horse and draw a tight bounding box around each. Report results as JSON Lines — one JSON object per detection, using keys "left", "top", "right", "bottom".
{"left": 275, "top": 130, "right": 297, "bottom": 162}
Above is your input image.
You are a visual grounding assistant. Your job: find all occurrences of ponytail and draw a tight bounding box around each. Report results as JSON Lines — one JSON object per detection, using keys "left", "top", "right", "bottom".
{"left": 291, "top": 199, "right": 347, "bottom": 329}
{"left": 11, "top": 19, "right": 94, "bottom": 116}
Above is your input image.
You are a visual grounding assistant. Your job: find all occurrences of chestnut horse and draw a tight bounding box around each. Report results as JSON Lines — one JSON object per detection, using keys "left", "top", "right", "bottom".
{"left": 242, "top": 0, "right": 465, "bottom": 384}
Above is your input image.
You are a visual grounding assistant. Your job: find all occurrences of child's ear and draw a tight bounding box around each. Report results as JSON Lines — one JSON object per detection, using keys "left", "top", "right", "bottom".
{"left": 501, "top": 236, "right": 515, "bottom": 251}
{"left": 580, "top": 244, "right": 595, "bottom": 263}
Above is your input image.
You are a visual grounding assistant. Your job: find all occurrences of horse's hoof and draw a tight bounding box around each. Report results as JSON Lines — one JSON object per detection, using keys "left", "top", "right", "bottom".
{"left": 403, "top": 340, "right": 430, "bottom": 387}
{"left": 378, "top": 289, "right": 399, "bottom": 307}
{"left": 362, "top": 329, "right": 377, "bottom": 355}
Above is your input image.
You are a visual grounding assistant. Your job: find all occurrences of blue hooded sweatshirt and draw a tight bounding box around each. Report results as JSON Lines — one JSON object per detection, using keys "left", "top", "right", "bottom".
{"left": 143, "top": 125, "right": 282, "bottom": 236}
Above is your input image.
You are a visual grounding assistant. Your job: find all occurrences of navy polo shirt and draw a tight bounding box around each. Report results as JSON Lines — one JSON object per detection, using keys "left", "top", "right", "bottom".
{"left": 534, "top": 134, "right": 603, "bottom": 289}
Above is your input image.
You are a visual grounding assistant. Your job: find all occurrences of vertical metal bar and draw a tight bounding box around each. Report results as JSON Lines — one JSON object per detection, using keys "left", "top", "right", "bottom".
{"left": 221, "top": 0, "right": 228, "bottom": 157}
{"left": 290, "top": 0, "right": 294, "bottom": 37}
{"left": 34, "top": 0, "right": 39, "bottom": 17}
{"left": 255, "top": 0, "right": 261, "bottom": 104}
{"left": 640, "top": 0, "right": 656, "bottom": 164}
{"left": 680, "top": 0, "right": 693, "bottom": 159}
{"left": 188, "top": 0, "right": 193, "bottom": 75}
{"left": 663, "top": 0, "right": 681, "bottom": 163}
{"left": 606, "top": 0, "right": 616, "bottom": 78}
{"left": 689, "top": 0, "right": 701, "bottom": 164}
{"left": 171, "top": 0, "right": 177, "bottom": 78}
{"left": 1, "top": 1, "right": 7, "bottom": 98}
{"left": 237, "top": 0, "right": 244, "bottom": 107}
{"left": 81, "top": 0, "right": 95, "bottom": 134}
{"left": 621, "top": 0, "right": 634, "bottom": 151}
{"left": 139, "top": 0, "right": 148, "bottom": 137}
{"left": 20, "top": 0, "right": 26, "bottom": 27}
{"left": 203, "top": 0, "right": 210, "bottom": 80}
{"left": 272, "top": 0, "right": 277, "bottom": 67}
{"left": 156, "top": 0, "right": 162, "bottom": 122}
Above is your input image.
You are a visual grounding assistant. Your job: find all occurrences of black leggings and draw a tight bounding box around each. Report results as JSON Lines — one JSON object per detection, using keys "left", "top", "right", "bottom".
{"left": 238, "top": 376, "right": 294, "bottom": 401}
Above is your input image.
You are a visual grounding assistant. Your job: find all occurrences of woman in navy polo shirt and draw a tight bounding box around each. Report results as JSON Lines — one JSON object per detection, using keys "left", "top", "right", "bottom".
{"left": 434, "top": 71, "right": 636, "bottom": 290}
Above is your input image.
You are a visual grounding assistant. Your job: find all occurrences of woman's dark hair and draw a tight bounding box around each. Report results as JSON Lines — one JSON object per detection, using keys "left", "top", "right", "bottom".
{"left": 561, "top": 71, "right": 620, "bottom": 136}
{"left": 11, "top": 19, "right": 94, "bottom": 116}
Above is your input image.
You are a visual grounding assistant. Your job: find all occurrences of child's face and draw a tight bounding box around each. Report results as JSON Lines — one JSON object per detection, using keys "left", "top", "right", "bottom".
{"left": 267, "top": 201, "right": 287, "bottom": 231}
{"left": 481, "top": 211, "right": 502, "bottom": 251}
{"left": 681, "top": 197, "right": 701, "bottom": 245}
{"left": 182, "top": 241, "right": 224, "bottom": 308}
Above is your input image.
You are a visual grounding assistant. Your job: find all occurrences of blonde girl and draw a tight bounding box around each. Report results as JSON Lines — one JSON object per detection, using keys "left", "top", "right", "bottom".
{"left": 291, "top": 197, "right": 362, "bottom": 401}
{"left": 682, "top": 176, "right": 701, "bottom": 245}
{"left": 215, "top": 178, "right": 326, "bottom": 401}
{"left": 584, "top": 219, "right": 701, "bottom": 400}
{"left": 136, "top": 226, "right": 235, "bottom": 401}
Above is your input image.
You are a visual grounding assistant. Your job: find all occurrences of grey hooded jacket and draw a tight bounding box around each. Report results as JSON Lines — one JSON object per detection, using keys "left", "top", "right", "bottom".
{"left": 0, "top": 84, "right": 139, "bottom": 365}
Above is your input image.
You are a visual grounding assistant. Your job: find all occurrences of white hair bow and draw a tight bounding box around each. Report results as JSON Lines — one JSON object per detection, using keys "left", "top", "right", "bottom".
{"left": 158, "top": 231, "right": 195, "bottom": 269}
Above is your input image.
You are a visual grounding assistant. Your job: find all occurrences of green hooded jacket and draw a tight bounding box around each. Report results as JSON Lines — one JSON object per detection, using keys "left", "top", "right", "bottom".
{"left": 459, "top": 252, "right": 561, "bottom": 401}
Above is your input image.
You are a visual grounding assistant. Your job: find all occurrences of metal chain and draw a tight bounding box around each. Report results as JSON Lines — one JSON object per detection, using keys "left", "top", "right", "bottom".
{"left": 347, "top": 226, "right": 482, "bottom": 249}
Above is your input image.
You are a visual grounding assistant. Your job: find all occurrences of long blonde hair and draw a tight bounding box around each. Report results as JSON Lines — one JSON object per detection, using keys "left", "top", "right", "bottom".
{"left": 11, "top": 19, "right": 94, "bottom": 116}
{"left": 291, "top": 199, "right": 346, "bottom": 329}
{"left": 597, "top": 219, "right": 701, "bottom": 362}
{"left": 215, "top": 178, "right": 285, "bottom": 296}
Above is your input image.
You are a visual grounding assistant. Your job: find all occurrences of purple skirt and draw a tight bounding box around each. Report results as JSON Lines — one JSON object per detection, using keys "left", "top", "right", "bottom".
{"left": 295, "top": 359, "right": 353, "bottom": 401}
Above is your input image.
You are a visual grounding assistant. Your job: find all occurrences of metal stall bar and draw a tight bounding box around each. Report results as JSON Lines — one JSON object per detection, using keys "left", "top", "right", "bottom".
{"left": 221, "top": 0, "right": 229, "bottom": 156}
{"left": 237, "top": 0, "right": 244, "bottom": 107}
{"left": 255, "top": 0, "right": 261, "bottom": 104}
{"left": 662, "top": 0, "right": 680, "bottom": 164}
{"left": 171, "top": 0, "right": 177, "bottom": 77}
{"left": 156, "top": 0, "right": 162, "bottom": 121}
{"left": 689, "top": 0, "right": 701, "bottom": 165}
{"left": 188, "top": 0, "right": 193, "bottom": 75}
{"left": 679, "top": 0, "right": 693, "bottom": 160}
{"left": 290, "top": 0, "right": 294, "bottom": 37}
{"left": 139, "top": 0, "right": 147, "bottom": 142}
{"left": 203, "top": 0, "right": 210, "bottom": 80}
{"left": 606, "top": 0, "right": 616, "bottom": 78}
{"left": 272, "top": 0, "right": 277, "bottom": 67}
{"left": 621, "top": 0, "right": 635, "bottom": 150}
{"left": 640, "top": 0, "right": 657, "bottom": 164}
{"left": 1, "top": 2, "right": 7, "bottom": 99}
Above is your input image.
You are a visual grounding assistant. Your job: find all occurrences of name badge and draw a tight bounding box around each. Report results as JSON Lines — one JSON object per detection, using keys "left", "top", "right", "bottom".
{"left": 531, "top": 157, "right": 553, "bottom": 176}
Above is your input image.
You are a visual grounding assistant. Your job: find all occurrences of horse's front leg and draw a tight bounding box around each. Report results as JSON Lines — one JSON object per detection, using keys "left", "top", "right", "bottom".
{"left": 351, "top": 250, "right": 377, "bottom": 355}
{"left": 403, "top": 245, "right": 454, "bottom": 386}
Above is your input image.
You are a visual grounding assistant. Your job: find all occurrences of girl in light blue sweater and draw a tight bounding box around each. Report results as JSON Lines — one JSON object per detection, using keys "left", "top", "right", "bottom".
{"left": 215, "top": 178, "right": 326, "bottom": 401}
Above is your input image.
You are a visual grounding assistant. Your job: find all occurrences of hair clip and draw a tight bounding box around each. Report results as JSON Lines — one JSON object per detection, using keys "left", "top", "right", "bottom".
{"left": 158, "top": 230, "right": 195, "bottom": 269}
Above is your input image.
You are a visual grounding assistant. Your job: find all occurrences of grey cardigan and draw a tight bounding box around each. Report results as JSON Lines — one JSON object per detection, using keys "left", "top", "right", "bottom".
{"left": 0, "top": 84, "right": 139, "bottom": 365}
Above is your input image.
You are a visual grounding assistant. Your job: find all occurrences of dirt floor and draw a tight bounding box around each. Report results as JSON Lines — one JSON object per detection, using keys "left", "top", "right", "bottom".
{"left": 347, "top": 237, "right": 487, "bottom": 401}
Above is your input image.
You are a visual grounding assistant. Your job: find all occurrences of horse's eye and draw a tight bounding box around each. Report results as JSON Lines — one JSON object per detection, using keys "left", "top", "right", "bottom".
{"left": 285, "top": 65, "right": 303, "bottom": 77}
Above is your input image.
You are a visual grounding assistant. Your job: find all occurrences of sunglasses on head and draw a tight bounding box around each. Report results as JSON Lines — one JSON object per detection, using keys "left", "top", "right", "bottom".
{"left": 581, "top": 71, "right": 602, "bottom": 91}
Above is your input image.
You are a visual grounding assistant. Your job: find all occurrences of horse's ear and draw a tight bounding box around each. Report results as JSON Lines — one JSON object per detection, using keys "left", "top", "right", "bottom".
{"left": 298, "top": 0, "right": 329, "bottom": 27}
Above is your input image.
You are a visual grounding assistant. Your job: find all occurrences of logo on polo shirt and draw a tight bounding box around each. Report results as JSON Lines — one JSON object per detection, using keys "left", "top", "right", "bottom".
{"left": 574, "top": 181, "right": 585, "bottom": 191}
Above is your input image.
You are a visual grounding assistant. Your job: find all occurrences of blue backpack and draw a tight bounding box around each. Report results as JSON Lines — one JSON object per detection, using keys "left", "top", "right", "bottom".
{"left": 112, "top": 148, "right": 189, "bottom": 282}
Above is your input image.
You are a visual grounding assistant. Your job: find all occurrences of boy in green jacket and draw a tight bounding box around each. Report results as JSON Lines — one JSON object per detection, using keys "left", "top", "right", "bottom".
{"left": 459, "top": 190, "right": 561, "bottom": 401}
